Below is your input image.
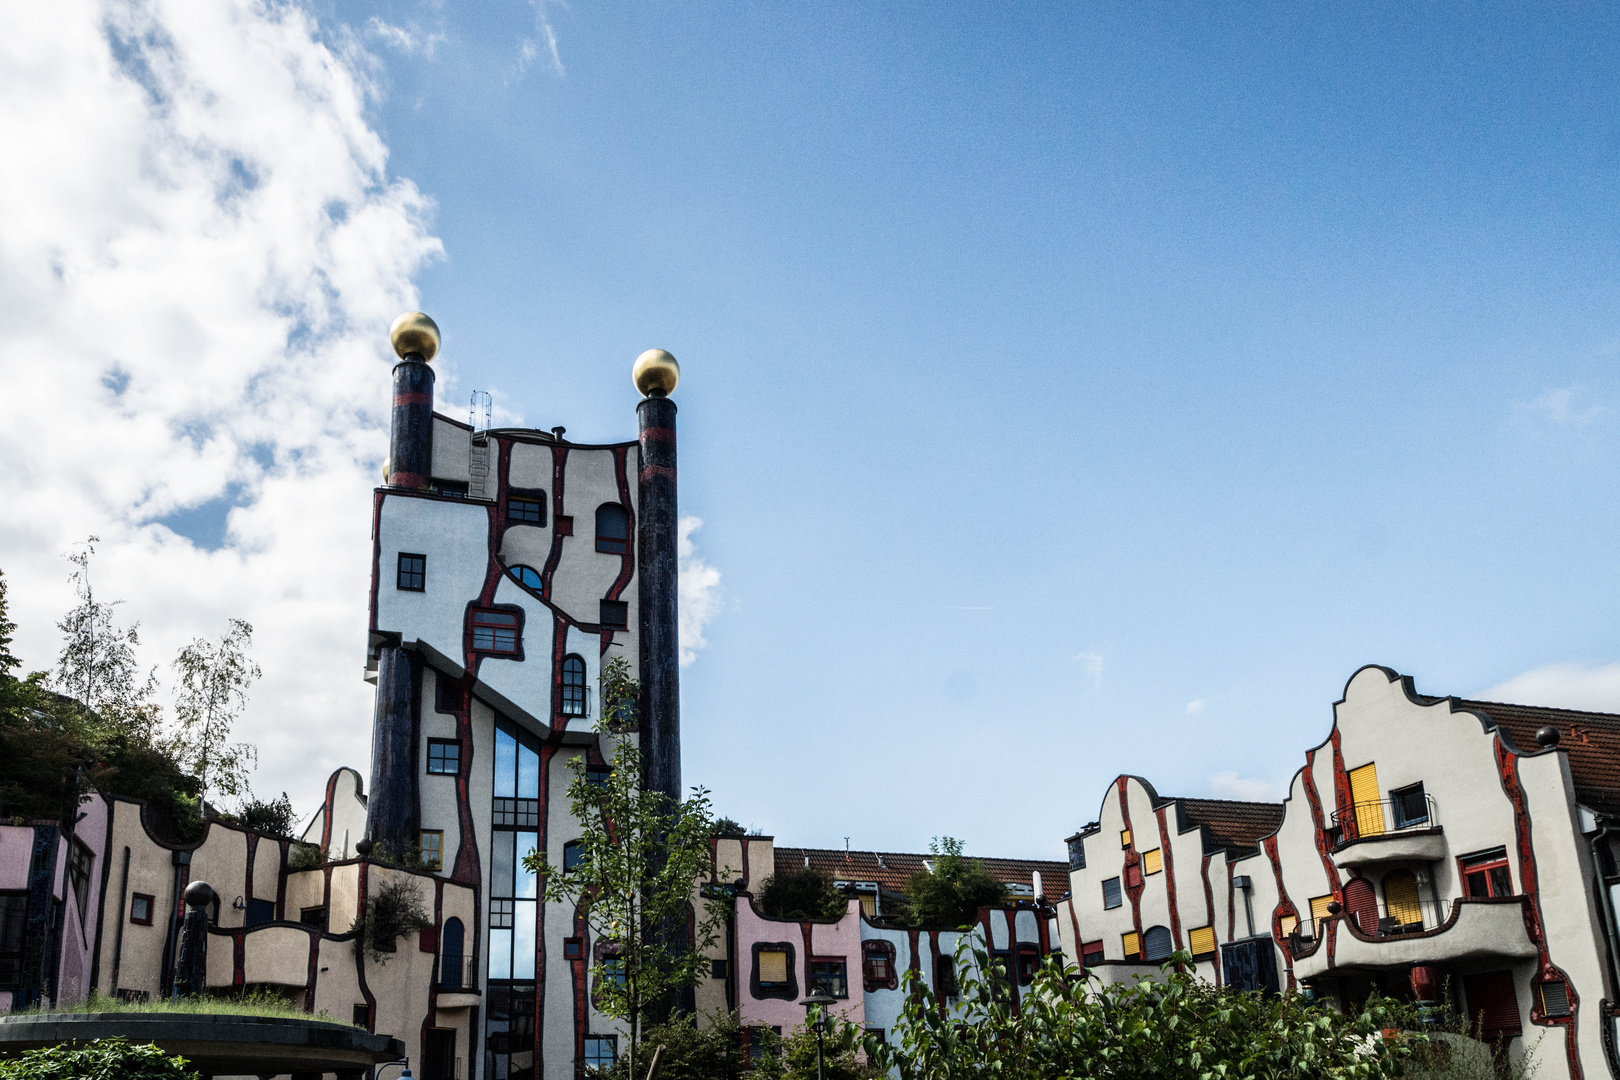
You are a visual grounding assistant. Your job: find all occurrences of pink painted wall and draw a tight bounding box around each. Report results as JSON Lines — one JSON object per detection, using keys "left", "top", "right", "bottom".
{"left": 0, "top": 828, "right": 34, "bottom": 892}
{"left": 735, "top": 896, "right": 865, "bottom": 1035}
{"left": 55, "top": 796, "right": 109, "bottom": 1003}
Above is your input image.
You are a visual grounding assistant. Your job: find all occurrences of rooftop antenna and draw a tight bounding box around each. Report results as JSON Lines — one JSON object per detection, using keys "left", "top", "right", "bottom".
{"left": 469, "top": 390, "right": 492, "bottom": 432}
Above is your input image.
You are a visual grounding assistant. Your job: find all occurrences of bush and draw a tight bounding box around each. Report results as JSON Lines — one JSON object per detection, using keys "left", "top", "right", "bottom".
{"left": 759, "top": 868, "right": 846, "bottom": 921}
{"left": 350, "top": 878, "right": 430, "bottom": 964}
{"left": 894, "top": 837, "right": 1004, "bottom": 928}
{"left": 0, "top": 1038, "right": 199, "bottom": 1080}
{"left": 586, "top": 1012, "right": 881, "bottom": 1080}
{"left": 241, "top": 792, "right": 296, "bottom": 837}
{"left": 287, "top": 842, "right": 326, "bottom": 871}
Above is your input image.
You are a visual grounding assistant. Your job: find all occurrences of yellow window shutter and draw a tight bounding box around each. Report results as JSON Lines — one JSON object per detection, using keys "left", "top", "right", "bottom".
{"left": 1309, "top": 894, "right": 1335, "bottom": 926}
{"left": 1120, "top": 828, "right": 1132, "bottom": 848}
{"left": 1188, "top": 926, "right": 1216, "bottom": 956}
{"left": 1383, "top": 870, "right": 1422, "bottom": 926}
{"left": 1122, "top": 931, "right": 1140, "bottom": 958}
{"left": 1348, "top": 763, "right": 1385, "bottom": 836}
{"left": 1142, "top": 849, "right": 1162, "bottom": 875}
{"left": 758, "top": 950, "right": 787, "bottom": 984}
{"left": 1279, "top": 914, "right": 1297, "bottom": 937}
{"left": 859, "top": 895, "right": 877, "bottom": 918}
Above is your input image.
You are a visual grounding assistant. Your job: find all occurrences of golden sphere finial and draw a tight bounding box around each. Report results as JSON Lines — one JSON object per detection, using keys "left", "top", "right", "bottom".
{"left": 390, "top": 311, "right": 440, "bottom": 362}
{"left": 633, "top": 349, "right": 679, "bottom": 397}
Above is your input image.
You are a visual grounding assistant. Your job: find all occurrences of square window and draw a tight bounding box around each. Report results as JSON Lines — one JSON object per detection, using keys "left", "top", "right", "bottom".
{"left": 1122, "top": 931, "right": 1140, "bottom": 959}
{"left": 427, "top": 739, "right": 460, "bottom": 775}
{"left": 397, "top": 553, "right": 426, "bottom": 591}
{"left": 1066, "top": 837, "right": 1086, "bottom": 870}
{"left": 808, "top": 958, "right": 848, "bottom": 998}
{"left": 1188, "top": 925, "right": 1217, "bottom": 957}
{"left": 471, "top": 609, "right": 520, "bottom": 653}
{"left": 1102, "top": 877, "right": 1122, "bottom": 909}
{"left": 353, "top": 1004, "right": 370, "bottom": 1028}
{"left": 490, "top": 899, "right": 514, "bottom": 928}
{"left": 556, "top": 515, "right": 574, "bottom": 536}
{"left": 563, "top": 841, "right": 587, "bottom": 870}
{"left": 129, "top": 893, "right": 154, "bottom": 925}
{"left": 419, "top": 831, "right": 444, "bottom": 871}
{"left": 584, "top": 1035, "right": 617, "bottom": 1068}
{"left": 599, "top": 600, "right": 628, "bottom": 630}
{"left": 1142, "top": 849, "right": 1162, "bottom": 875}
{"left": 1460, "top": 847, "right": 1513, "bottom": 898}
{"left": 1081, "top": 940, "right": 1104, "bottom": 966}
{"left": 757, "top": 950, "right": 789, "bottom": 987}
{"left": 866, "top": 1029, "right": 885, "bottom": 1045}
{"left": 1390, "top": 783, "right": 1429, "bottom": 828}
{"left": 1120, "top": 828, "right": 1132, "bottom": 848}
{"left": 711, "top": 958, "right": 728, "bottom": 979}
{"left": 586, "top": 766, "right": 612, "bottom": 788}
{"left": 301, "top": 906, "right": 328, "bottom": 930}
{"left": 564, "top": 937, "right": 583, "bottom": 960}
{"left": 603, "top": 956, "right": 627, "bottom": 987}
{"left": 508, "top": 498, "right": 546, "bottom": 526}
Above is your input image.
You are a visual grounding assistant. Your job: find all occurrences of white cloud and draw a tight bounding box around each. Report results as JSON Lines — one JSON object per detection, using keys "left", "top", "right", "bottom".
{"left": 515, "top": 0, "right": 565, "bottom": 80}
{"left": 366, "top": 17, "right": 446, "bottom": 59}
{"left": 1207, "top": 771, "right": 1282, "bottom": 802}
{"left": 677, "top": 516, "right": 720, "bottom": 666}
{"left": 1073, "top": 652, "right": 1104, "bottom": 689}
{"left": 0, "top": 0, "right": 440, "bottom": 814}
{"left": 1185, "top": 699, "right": 1206, "bottom": 715}
{"left": 1514, "top": 388, "right": 1603, "bottom": 429}
{"left": 1476, "top": 662, "right": 1620, "bottom": 713}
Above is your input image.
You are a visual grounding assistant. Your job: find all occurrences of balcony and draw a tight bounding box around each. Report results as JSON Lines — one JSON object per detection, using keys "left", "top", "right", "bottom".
{"left": 1329, "top": 795, "right": 1445, "bottom": 868}
{"left": 1292, "top": 897, "right": 1535, "bottom": 981}
{"left": 435, "top": 955, "right": 480, "bottom": 1009}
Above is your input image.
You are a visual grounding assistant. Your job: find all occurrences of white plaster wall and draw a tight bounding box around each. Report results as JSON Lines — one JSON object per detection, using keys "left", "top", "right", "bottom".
{"left": 563, "top": 624, "right": 602, "bottom": 734}
{"left": 419, "top": 669, "right": 464, "bottom": 870}
{"left": 858, "top": 921, "right": 913, "bottom": 1038}
{"left": 499, "top": 524, "right": 551, "bottom": 577}
{"left": 477, "top": 576, "right": 557, "bottom": 730}
{"left": 376, "top": 496, "right": 492, "bottom": 657}
{"left": 432, "top": 417, "right": 472, "bottom": 484}
{"left": 302, "top": 768, "right": 367, "bottom": 860}
{"left": 549, "top": 448, "right": 633, "bottom": 631}
{"left": 509, "top": 441, "right": 552, "bottom": 490}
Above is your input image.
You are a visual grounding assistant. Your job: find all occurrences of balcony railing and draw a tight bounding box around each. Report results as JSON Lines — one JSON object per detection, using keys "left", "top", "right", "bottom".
{"left": 1290, "top": 899, "right": 1452, "bottom": 950}
{"left": 437, "top": 955, "right": 478, "bottom": 991}
{"left": 1329, "top": 794, "right": 1438, "bottom": 847}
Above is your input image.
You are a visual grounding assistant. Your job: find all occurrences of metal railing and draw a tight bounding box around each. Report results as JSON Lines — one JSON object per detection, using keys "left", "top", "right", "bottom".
{"left": 437, "top": 955, "right": 478, "bottom": 991}
{"left": 1290, "top": 899, "right": 1452, "bottom": 947}
{"left": 1329, "top": 794, "right": 1438, "bottom": 846}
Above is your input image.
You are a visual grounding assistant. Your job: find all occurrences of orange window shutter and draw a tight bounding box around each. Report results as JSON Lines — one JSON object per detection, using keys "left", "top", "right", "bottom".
{"left": 1188, "top": 926, "right": 1216, "bottom": 956}
{"left": 1348, "top": 764, "right": 1384, "bottom": 836}
{"left": 1122, "top": 931, "right": 1140, "bottom": 958}
{"left": 1309, "top": 895, "right": 1335, "bottom": 926}
{"left": 1143, "top": 849, "right": 1162, "bottom": 875}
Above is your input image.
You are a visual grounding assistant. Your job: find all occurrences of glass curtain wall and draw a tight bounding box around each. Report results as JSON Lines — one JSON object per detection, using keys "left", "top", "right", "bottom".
{"left": 486, "top": 719, "right": 542, "bottom": 1080}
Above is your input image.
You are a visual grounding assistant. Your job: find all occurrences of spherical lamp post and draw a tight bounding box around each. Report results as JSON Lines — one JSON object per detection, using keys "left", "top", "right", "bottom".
{"left": 799, "top": 987, "right": 838, "bottom": 1080}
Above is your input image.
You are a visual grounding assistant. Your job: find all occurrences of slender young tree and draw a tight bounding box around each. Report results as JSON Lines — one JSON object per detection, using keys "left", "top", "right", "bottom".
{"left": 168, "top": 619, "right": 261, "bottom": 805}
{"left": 524, "top": 657, "right": 729, "bottom": 1080}
{"left": 53, "top": 538, "right": 159, "bottom": 742}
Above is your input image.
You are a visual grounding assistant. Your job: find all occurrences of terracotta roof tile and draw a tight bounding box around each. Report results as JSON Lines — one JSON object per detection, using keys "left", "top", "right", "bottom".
{"left": 1176, "top": 798, "right": 1286, "bottom": 851}
{"left": 1455, "top": 698, "right": 1620, "bottom": 813}
{"left": 771, "top": 848, "right": 1069, "bottom": 899}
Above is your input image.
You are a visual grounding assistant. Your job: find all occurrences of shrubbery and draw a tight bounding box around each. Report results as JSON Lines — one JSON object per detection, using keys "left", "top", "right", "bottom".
{"left": 0, "top": 1038, "right": 198, "bottom": 1080}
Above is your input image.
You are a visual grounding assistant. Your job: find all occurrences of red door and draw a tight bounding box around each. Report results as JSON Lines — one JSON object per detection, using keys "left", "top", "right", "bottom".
{"left": 1343, "top": 878, "right": 1378, "bottom": 933}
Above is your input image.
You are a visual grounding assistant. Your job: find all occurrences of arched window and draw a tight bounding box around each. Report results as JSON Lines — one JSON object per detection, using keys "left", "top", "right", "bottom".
{"left": 1382, "top": 870, "right": 1422, "bottom": 929}
{"left": 561, "top": 655, "right": 589, "bottom": 717}
{"left": 441, "top": 917, "right": 464, "bottom": 989}
{"left": 595, "top": 504, "right": 630, "bottom": 555}
{"left": 1142, "top": 925, "right": 1173, "bottom": 962}
{"left": 508, "top": 565, "right": 542, "bottom": 592}
{"left": 1342, "top": 878, "right": 1378, "bottom": 934}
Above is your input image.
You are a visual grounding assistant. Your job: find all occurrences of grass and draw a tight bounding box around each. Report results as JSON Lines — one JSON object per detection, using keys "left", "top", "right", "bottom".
{"left": 14, "top": 990, "right": 357, "bottom": 1027}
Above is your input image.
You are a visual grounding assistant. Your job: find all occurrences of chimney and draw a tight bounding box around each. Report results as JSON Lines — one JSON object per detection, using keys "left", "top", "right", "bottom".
{"left": 634, "top": 349, "right": 681, "bottom": 802}
{"left": 386, "top": 311, "right": 439, "bottom": 489}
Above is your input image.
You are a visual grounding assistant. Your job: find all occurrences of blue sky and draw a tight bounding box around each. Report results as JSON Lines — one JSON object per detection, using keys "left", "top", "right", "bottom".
{"left": 318, "top": 1, "right": 1620, "bottom": 855}
{"left": 4, "top": 2, "right": 1619, "bottom": 859}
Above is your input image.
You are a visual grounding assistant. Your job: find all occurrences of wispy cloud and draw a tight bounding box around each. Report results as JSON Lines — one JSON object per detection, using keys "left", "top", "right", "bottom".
{"left": 1185, "top": 699, "right": 1206, "bottom": 715}
{"left": 678, "top": 516, "right": 721, "bottom": 666}
{"left": 1208, "top": 771, "right": 1282, "bottom": 802}
{"left": 515, "top": 0, "right": 565, "bottom": 80}
{"left": 0, "top": 0, "right": 440, "bottom": 816}
{"left": 366, "top": 17, "right": 446, "bottom": 59}
{"left": 1514, "top": 388, "right": 1604, "bottom": 429}
{"left": 1477, "top": 661, "right": 1620, "bottom": 713}
{"left": 1073, "top": 652, "right": 1104, "bottom": 689}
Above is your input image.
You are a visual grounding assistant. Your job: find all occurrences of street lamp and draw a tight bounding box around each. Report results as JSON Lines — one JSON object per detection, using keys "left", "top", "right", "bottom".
{"left": 800, "top": 988, "right": 838, "bottom": 1080}
{"left": 375, "top": 1059, "right": 412, "bottom": 1080}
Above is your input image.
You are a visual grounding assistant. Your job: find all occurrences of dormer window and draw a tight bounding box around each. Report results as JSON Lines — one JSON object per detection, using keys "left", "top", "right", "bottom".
{"left": 595, "top": 504, "right": 630, "bottom": 554}
{"left": 471, "top": 609, "right": 520, "bottom": 654}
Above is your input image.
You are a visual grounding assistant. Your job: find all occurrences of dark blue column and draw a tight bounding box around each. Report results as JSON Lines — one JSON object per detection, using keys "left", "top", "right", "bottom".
{"left": 636, "top": 394, "right": 680, "bottom": 802}
{"left": 364, "top": 645, "right": 419, "bottom": 855}
{"left": 389, "top": 357, "right": 434, "bottom": 489}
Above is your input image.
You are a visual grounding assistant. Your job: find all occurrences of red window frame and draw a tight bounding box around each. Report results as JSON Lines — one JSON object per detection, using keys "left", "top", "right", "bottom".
{"left": 595, "top": 504, "right": 630, "bottom": 554}
{"left": 129, "top": 893, "right": 154, "bottom": 926}
{"left": 470, "top": 608, "right": 522, "bottom": 655}
{"left": 1459, "top": 848, "right": 1513, "bottom": 898}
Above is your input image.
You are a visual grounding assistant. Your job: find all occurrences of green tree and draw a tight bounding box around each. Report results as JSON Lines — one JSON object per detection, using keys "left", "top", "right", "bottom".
{"left": 0, "top": 1038, "right": 199, "bottom": 1080}
{"left": 524, "top": 657, "right": 730, "bottom": 1080}
{"left": 896, "top": 837, "right": 1006, "bottom": 928}
{"left": 241, "top": 791, "right": 296, "bottom": 836}
{"left": 52, "top": 538, "right": 160, "bottom": 744}
{"left": 586, "top": 1011, "right": 750, "bottom": 1080}
{"left": 167, "top": 619, "right": 260, "bottom": 805}
{"left": 759, "top": 867, "right": 847, "bottom": 921}
{"left": 866, "top": 941, "right": 1413, "bottom": 1080}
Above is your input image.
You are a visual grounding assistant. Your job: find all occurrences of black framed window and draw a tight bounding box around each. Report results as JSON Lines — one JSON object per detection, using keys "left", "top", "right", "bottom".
{"left": 563, "top": 840, "right": 587, "bottom": 871}
{"left": 427, "top": 739, "right": 460, "bottom": 775}
{"left": 508, "top": 497, "right": 546, "bottom": 526}
{"left": 1067, "top": 837, "right": 1086, "bottom": 870}
{"left": 561, "top": 654, "right": 589, "bottom": 716}
{"left": 66, "top": 840, "right": 92, "bottom": 926}
{"left": 397, "top": 553, "right": 426, "bottom": 591}
{"left": 595, "top": 504, "right": 630, "bottom": 554}
{"left": 599, "top": 600, "right": 628, "bottom": 630}
{"left": 471, "top": 609, "right": 520, "bottom": 653}
{"left": 1102, "top": 877, "right": 1122, "bottom": 909}
{"left": 301, "top": 906, "right": 328, "bottom": 930}
{"left": 711, "top": 958, "right": 728, "bottom": 979}
{"left": 1390, "top": 783, "right": 1429, "bottom": 828}
{"left": 564, "top": 937, "right": 583, "bottom": 960}
{"left": 490, "top": 899, "right": 514, "bottom": 928}
{"left": 808, "top": 958, "right": 848, "bottom": 998}
{"left": 586, "top": 766, "right": 611, "bottom": 788}
{"left": 584, "top": 1036, "right": 616, "bottom": 1068}
{"left": 493, "top": 798, "right": 540, "bottom": 827}
{"left": 0, "top": 892, "right": 26, "bottom": 987}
